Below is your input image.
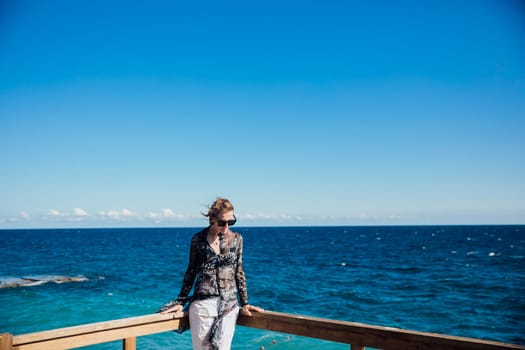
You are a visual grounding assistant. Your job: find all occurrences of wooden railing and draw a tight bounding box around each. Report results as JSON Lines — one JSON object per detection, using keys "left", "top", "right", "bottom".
{"left": 1, "top": 311, "right": 524, "bottom": 350}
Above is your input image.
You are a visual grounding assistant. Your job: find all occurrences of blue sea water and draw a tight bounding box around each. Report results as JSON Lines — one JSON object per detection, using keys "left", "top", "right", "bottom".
{"left": 1, "top": 225, "right": 524, "bottom": 349}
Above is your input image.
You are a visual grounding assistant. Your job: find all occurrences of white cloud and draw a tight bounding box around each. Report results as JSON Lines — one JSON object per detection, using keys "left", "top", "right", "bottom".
{"left": 240, "top": 213, "right": 304, "bottom": 223}
{"left": 73, "top": 208, "right": 89, "bottom": 217}
{"left": 161, "top": 208, "right": 176, "bottom": 218}
{"left": 3, "top": 211, "right": 33, "bottom": 224}
{"left": 278, "top": 214, "right": 303, "bottom": 221}
{"left": 100, "top": 210, "right": 121, "bottom": 220}
{"left": 242, "top": 213, "right": 276, "bottom": 220}
{"left": 146, "top": 208, "right": 186, "bottom": 221}
{"left": 359, "top": 213, "right": 377, "bottom": 220}
{"left": 3, "top": 211, "right": 32, "bottom": 222}
{"left": 43, "top": 208, "right": 89, "bottom": 222}
{"left": 147, "top": 210, "right": 159, "bottom": 219}
{"left": 48, "top": 209, "right": 64, "bottom": 216}
{"left": 98, "top": 208, "right": 138, "bottom": 221}
{"left": 121, "top": 208, "right": 137, "bottom": 217}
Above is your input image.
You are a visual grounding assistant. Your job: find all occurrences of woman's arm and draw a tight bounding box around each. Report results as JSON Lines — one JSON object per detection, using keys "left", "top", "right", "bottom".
{"left": 159, "top": 234, "right": 200, "bottom": 312}
{"left": 235, "top": 234, "right": 249, "bottom": 307}
{"left": 235, "top": 234, "right": 264, "bottom": 316}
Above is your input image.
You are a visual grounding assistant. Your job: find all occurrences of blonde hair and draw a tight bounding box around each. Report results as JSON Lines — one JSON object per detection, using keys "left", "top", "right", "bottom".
{"left": 203, "top": 197, "right": 234, "bottom": 224}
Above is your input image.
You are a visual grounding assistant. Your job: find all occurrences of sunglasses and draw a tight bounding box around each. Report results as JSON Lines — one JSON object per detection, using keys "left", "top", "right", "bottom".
{"left": 216, "top": 215, "right": 237, "bottom": 227}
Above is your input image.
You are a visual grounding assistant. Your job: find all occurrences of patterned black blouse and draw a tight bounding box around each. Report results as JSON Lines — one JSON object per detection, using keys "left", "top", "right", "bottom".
{"left": 160, "top": 227, "right": 249, "bottom": 313}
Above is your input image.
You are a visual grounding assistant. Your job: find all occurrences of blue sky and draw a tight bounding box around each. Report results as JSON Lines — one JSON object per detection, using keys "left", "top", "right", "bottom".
{"left": 1, "top": 0, "right": 524, "bottom": 228}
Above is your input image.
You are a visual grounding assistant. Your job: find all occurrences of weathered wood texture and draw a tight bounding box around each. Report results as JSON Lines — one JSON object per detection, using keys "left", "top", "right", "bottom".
{"left": 11, "top": 313, "right": 187, "bottom": 350}
{"left": 122, "top": 337, "right": 136, "bottom": 350}
{"left": 0, "top": 334, "right": 13, "bottom": 350}
{"left": 4, "top": 311, "right": 524, "bottom": 350}
{"left": 237, "top": 311, "right": 525, "bottom": 350}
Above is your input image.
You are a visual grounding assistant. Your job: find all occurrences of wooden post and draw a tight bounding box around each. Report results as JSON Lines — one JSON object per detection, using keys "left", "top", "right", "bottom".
{"left": 122, "top": 337, "right": 136, "bottom": 350}
{"left": 351, "top": 345, "right": 365, "bottom": 350}
{"left": 0, "top": 334, "right": 13, "bottom": 350}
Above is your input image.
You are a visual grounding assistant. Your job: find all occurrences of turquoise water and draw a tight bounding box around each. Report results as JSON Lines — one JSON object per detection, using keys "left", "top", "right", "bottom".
{"left": 1, "top": 225, "right": 524, "bottom": 349}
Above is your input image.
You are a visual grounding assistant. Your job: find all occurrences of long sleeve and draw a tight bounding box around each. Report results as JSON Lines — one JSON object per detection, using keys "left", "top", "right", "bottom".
{"left": 175, "top": 235, "right": 200, "bottom": 305}
{"left": 158, "top": 234, "right": 200, "bottom": 312}
{"left": 235, "top": 235, "right": 249, "bottom": 307}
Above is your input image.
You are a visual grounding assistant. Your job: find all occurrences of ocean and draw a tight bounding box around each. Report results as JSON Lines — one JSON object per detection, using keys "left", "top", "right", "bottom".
{"left": 1, "top": 225, "right": 524, "bottom": 349}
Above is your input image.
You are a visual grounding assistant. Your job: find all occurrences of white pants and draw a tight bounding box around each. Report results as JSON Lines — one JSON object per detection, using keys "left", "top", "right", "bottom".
{"left": 189, "top": 298, "right": 240, "bottom": 350}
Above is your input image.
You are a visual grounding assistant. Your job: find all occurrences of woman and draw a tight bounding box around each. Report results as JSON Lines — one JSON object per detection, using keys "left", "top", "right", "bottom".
{"left": 160, "top": 197, "right": 263, "bottom": 350}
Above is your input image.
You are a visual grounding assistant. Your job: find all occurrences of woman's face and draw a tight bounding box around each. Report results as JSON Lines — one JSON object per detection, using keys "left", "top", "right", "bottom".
{"left": 212, "top": 210, "right": 235, "bottom": 234}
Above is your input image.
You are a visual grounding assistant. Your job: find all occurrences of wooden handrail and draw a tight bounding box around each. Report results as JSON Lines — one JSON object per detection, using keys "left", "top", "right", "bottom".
{"left": 7, "top": 313, "right": 187, "bottom": 350}
{"left": 2, "top": 311, "right": 524, "bottom": 350}
{"left": 238, "top": 311, "right": 525, "bottom": 350}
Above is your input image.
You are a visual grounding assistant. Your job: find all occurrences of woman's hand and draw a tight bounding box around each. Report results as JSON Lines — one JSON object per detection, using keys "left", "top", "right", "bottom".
{"left": 160, "top": 304, "right": 183, "bottom": 314}
{"left": 240, "top": 304, "right": 264, "bottom": 316}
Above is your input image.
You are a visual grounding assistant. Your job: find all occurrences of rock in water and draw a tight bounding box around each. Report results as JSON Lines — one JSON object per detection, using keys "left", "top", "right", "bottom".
{"left": 0, "top": 275, "right": 89, "bottom": 288}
